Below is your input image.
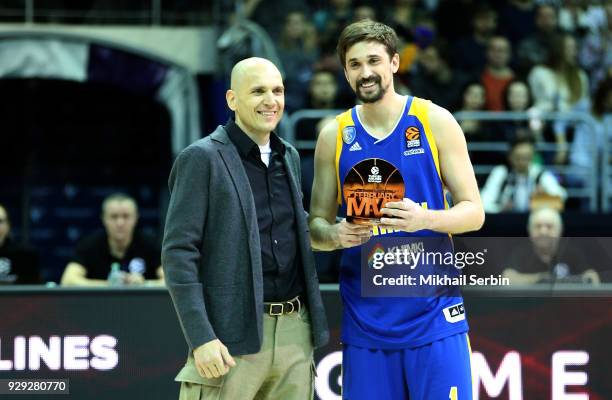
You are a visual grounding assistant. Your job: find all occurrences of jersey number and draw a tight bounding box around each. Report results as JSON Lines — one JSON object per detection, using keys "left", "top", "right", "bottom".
{"left": 449, "top": 386, "right": 458, "bottom": 400}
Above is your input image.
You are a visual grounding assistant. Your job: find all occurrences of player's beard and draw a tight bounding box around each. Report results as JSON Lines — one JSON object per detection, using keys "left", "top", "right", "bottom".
{"left": 356, "top": 75, "right": 386, "bottom": 103}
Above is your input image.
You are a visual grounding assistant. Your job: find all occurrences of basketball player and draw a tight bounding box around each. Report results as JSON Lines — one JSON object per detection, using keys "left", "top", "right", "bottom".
{"left": 309, "top": 21, "right": 485, "bottom": 399}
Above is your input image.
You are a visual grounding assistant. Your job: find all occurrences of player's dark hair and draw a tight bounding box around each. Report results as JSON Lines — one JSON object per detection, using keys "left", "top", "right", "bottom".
{"left": 336, "top": 20, "right": 399, "bottom": 69}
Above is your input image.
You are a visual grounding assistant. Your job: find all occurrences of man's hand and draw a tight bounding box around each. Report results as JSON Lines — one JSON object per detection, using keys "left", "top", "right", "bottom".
{"left": 193, "top": 339, "right": 236, "bottom": 379}
{"left": 331, "top": 219, "right": 372, "bottom": 248}
{"left": 582, "top": 269, "right": 600, "bottom": 284}
{"left": 379, "top": 199, "right": 429, "bottom": 232}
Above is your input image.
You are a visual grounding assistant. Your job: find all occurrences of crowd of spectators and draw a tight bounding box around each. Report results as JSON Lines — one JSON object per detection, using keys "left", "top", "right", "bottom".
{"left": 238, "top": 0, "right": 612, "bottom": 212}
{"left": 241, "top": 0, "right": 610, "bottom": 113}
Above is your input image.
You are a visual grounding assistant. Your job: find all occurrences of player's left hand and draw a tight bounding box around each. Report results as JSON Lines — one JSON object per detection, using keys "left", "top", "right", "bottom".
{"left": 379, "top": 198, "right": 429, "bottom": 233}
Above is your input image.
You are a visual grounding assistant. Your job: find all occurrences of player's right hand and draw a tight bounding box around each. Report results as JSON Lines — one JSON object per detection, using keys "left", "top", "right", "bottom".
{"left": 193, "top": 339, "right": 236, "bottom": 379}
{"left": 332, "top": 218, "right": 372, "bottom": 248}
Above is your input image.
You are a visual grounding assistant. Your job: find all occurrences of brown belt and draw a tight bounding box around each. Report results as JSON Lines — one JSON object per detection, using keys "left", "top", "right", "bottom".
{"left": 263, "top": 296, "right": 302, "bottom": 316}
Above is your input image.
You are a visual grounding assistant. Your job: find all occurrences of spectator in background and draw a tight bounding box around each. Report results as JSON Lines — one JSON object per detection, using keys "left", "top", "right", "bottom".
{"left": 452, "top": 5, "right": 498, "bottom": 75}
{"left": 307, "top": 69, "right": 340, "bottom": 110}
{"left": 557, "top": 0, "right": 607, "bottom": 37}
{"left": 353, "top": 4, "right": 376, "bottom": 22}
{"left": 276, "top": 11, "right": 319, "bottom": 112}
{"left": 295, "top": 69, "right": 345, "bottom": 141}
{"left": 498, "top": 0, "right": 537, "bottom": 44}
{"left": 384, "top": 0, "right": 429, "bottom": 37}
{"left": 458, "top": 82, "right": 489, "bottom": 141}
{"left": 516, "top": 4, "right": 559, "bottom": 75}
{"left": 579, "top": 3, "right": 612, "bottom": 93}
{"left": 502, "top": 207, "right": 601, "bottom": 284}
{"left": 61, "top": 193, "right": 164, "bottom": 286}
{"left": 498, "top": 80, "right": 539, "bottom": 142}
{"left": 313, "top": 0, "right": 353, "bottom": 52}
{"left": 408, "top": 40, "right": 470, "bottom": 111}
{"left": 481, "top": 137, "right": 567, "bottom": 213}
{"left": 240, "top": 0, "right": 310, "bottom": 39}
{"left": 481, "top": 36, "right": 515, "bottom": 111}
{"left": 458, "top": 82, "right": 499, "bottom": 165}
{"left": 435, "top": 0, "right": 478, "bottom": 41}
{"left": 528, "top": 33, "right": 589, "bottom": 165}
{"left": 397, "top": 21, "right": 436, "bottom": 77}
{"left": 569, "top": 77, "right": 612, "bottom": 184}
{"left": 0, "top": 204, "right": 40, "bottom": 284}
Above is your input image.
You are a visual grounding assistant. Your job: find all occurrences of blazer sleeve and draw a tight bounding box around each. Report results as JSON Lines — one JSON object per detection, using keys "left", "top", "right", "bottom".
{"left": 287, "top": 145, "right": 309, "bottom": 219}
{"left": 162, "top": 144, "right": 216, "bottom": 351}
{"left": 290, "top": 147, "right": 303, "bottom": 194}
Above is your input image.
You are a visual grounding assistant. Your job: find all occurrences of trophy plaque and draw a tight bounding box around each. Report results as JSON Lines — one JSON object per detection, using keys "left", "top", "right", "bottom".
{"left": 343, "top": 158, "right": 405, "bottom": 225}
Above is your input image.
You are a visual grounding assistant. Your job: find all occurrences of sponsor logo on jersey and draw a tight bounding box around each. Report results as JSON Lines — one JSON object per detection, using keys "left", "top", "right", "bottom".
{"left": 349, "top": 142, "right": 362, "bottom": 151}
{"left": 403, "top": 148, "right": 425, "bottom": 156}
{"left": 368, "top": 166, "right": 382, "bottom": 183}
{"left": 405, "top": 126, "right": 421, "bottom": 148}
{"left": 443, "top": 303, "right": 466, "bottom": 323}
{"left": 342, "top": 126, "right": 357, "bottom": 144}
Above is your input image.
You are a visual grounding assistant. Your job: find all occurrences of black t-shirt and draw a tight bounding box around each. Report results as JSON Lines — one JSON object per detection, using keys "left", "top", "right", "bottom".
{"left": 72, "top": 231, "right": 160, "bottom": 280}
{"left": 0, "top": 237, "right": 40, "bottom": 284}
{"left": 506, "top": 239, "right": 594, "bottom": 282}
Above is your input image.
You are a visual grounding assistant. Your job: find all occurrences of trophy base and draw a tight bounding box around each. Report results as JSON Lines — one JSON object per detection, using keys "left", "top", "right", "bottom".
{"left": 346, "top": 216, "right": 381, "bottom": 226}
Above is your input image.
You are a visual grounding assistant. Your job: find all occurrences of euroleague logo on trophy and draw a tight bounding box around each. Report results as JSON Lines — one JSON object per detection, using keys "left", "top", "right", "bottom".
{"left": 343, "top": 158, "right": 405, "bottom": 225}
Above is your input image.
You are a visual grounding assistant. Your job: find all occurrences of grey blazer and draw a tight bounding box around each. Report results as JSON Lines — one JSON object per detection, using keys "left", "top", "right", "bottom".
{"left": 162, "top": 125, "right": 329, "bottom": 355}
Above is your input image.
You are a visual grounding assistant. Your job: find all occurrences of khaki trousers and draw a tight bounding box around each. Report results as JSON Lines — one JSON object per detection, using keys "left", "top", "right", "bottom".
{"left": 176, "top": 306, "right": 315, "bottom": 400}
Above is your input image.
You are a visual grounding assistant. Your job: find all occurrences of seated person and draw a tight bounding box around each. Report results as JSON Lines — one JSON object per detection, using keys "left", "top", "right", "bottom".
{"left": 481, "top": 137, "right": 567, "bottom": 213}
{"left": 497, "top": 80, "right": 538, "bottom": 142}
{"left": 295, "top": 69, "right": 348, "bottom": 141}
{"left": 61, "top": 193, "right": 164, "bottom": 286}
{"left": 502, "top": 207, "right": 601, "bottom": 284}
{"left": 0, "top": 203, "right": 40, "bottom": 284}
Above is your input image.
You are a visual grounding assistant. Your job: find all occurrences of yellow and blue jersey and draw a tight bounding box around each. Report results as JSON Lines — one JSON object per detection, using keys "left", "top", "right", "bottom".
{"left": 335, "top": 95, "right": 468, "bottom": 349}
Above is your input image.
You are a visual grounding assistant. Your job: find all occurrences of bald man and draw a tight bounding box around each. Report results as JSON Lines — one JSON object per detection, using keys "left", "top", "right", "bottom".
{"left": 503, "top": 207, "right": 600, "bottom": 284}
{"left": 162, "top": 58, "right": 328, "bottom": 400}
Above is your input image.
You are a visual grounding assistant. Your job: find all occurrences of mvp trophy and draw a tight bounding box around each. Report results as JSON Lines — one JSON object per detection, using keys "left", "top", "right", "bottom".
{"left": 343, "top": 158, "right": 405, "bottom": 225}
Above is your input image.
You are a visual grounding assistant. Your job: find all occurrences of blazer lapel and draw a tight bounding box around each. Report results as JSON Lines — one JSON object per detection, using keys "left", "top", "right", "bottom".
{"left": 212, "top": 127, "right": 264, "bottom": 311}
{"left": 211, "top": 127, "right": 259, "bottom": 241}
